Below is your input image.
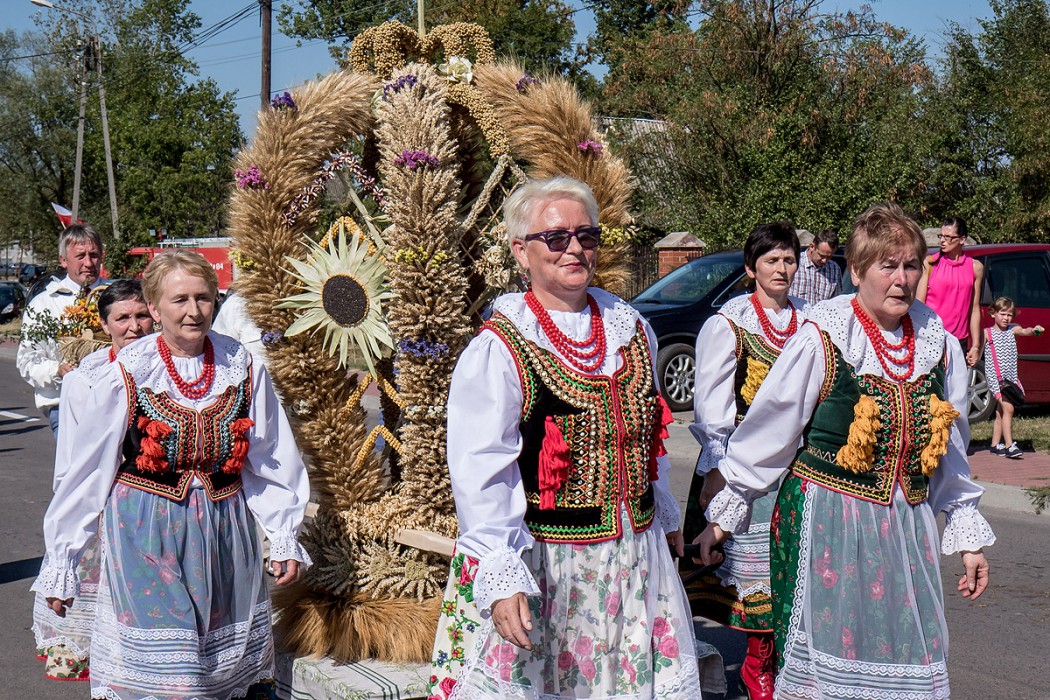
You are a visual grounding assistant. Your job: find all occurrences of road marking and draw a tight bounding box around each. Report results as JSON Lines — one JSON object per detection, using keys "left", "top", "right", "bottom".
{"left": 0, "top": 410, "right": 39, "bottom": 423}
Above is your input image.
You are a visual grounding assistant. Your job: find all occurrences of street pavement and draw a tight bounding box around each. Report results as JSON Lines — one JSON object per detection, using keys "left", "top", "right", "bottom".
{"left": 1, "top": 347, "right": 1047, "bottom": 699}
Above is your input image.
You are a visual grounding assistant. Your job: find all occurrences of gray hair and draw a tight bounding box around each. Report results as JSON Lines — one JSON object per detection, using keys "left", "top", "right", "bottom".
{"left": 504, "top": 176, "right": 600, "bottom": 244}
{"left": 58, "top": 224, "right": 103, "bottom": 258}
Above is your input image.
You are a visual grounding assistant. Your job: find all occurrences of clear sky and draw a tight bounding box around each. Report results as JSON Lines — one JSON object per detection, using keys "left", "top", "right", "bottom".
{"left": 4, "top": 0, "right": 993, "bottom": 138}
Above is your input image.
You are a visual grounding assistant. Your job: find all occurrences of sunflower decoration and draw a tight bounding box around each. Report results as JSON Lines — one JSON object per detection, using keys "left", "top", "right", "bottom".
{"left": 278, "top": 229, "right": 394, "bottom": 376}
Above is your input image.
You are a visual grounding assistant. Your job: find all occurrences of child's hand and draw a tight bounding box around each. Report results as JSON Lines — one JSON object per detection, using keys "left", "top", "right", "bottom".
{"left": 1035, "top": 325, "right": 1045, "bottom": 336}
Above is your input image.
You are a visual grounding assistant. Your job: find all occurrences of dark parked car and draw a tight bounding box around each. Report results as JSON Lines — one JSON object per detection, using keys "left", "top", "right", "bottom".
{"left": 0, "top": 281, "right": 27, "bottom": 322}
{"left": 18, "top": 263, "right": 47, "bottom": 287}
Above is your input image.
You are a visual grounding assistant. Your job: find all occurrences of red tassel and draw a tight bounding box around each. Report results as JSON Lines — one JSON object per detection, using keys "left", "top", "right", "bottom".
{"left": 538, "top": 416, "right": 571, "bottom": 510}
{"left": 649, "top": 396, "right": 674, "bottom": 481}
{"left": 222, "top": 418, "right": 255, "bottom": 474}
{"left": 135, "top": 416, "right": 171, "bottom": 473}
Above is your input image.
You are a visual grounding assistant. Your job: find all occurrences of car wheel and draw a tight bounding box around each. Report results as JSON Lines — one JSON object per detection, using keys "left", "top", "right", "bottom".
{"left": 967, "top": 363, "right": 995, "bottom": 424}
{"left": 657, "top": 343, "right": 695, "bottom": 413}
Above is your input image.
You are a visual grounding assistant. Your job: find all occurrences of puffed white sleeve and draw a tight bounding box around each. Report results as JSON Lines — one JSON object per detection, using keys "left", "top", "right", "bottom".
{"left": 689, "top": 315, "right": 737, "bottom": 475}
{"left": 706, "top": 324, "right": 824, "bottom": 534}
{"left": 643, "top": 320, "right": 681, "bottom": 533}
{"left": 16, "top": 337, "right": 61, "bottom": 393}
{"left": 51, "top": 369, "right": 91, "bottom": 493}
{"left": 241, "top": 362, "right": 312, "bottom": 566}
{"left": 31, "top": 364, "right": 130, "bottom": 599}
{"left": 931, "top": 335, "right": 996, "bottom": 554}
{"left": 447, "top": 330, "right": 540, "bottom": 617}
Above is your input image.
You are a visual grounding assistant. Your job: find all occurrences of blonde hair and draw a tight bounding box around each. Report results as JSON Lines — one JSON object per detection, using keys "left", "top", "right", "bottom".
{"left": 142, "top": 251, "right": 219, "bottom": 305}
{"left": 988, "top": 296, "right": 1017, "bottom": 316}
{"left": 846, "top": 202, "right": 927, "bottom": 279}
{"left": 503, "top": 176, "right": 599, "bottom": 244}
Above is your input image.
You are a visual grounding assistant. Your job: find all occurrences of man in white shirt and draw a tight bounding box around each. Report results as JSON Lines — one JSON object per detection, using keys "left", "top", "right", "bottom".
{"left": 788, "top": 228, "right": 842, "bottom": 305}
{"left": 16, "top": 224, "right": 107, "bottom": 438}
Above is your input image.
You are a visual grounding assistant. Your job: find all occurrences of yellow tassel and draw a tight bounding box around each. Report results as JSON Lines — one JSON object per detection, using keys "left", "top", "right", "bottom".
{"left": 741, "top": 357, "right": 770, "bottom": 406}
{"left": 921, "top": 395, "right": 960, "bottom": 476}
{"left": 836, "top": 395, "right": 882, "bottom": 473}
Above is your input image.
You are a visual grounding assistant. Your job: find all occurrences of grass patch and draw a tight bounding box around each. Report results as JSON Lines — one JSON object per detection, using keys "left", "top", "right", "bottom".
{"left": 969, "top": 406, "right": 1050, "bottom": 454}
{"left": 0, "top": 316, "right": 20, "bottom": 340}
{"left": 1027, "top": 486, "right": 1050, "bottom": 514}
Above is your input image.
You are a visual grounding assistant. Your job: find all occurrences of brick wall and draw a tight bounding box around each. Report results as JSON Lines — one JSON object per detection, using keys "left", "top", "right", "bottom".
{"left": 658, "top": 248, "right": 704, "bottom": 278}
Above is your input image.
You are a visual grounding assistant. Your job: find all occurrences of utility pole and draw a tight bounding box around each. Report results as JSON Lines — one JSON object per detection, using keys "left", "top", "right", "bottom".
{"left": 417, "top": 0, "right": 425, "bottom": 38}
{"left": 71, "top": 39, "right": 88, "bottom": 222}
{"left": 94, "top": 36, "right": 119, "bottom": 239}
{"left": 260, "top": 0, "right": 271, "bottom": 108}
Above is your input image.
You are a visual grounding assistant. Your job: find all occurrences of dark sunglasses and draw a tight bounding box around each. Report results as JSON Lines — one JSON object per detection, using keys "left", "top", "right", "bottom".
{"left": 523, "top": 226, "right": 602, "bottom": 252}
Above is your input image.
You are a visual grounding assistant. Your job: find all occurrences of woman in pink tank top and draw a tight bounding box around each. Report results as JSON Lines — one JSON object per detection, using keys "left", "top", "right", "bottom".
{"left": 917, "top": 216, "right": 985, "bottom": 366}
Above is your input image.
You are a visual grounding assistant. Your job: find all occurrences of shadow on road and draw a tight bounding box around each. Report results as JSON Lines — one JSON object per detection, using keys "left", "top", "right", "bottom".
{"left": 0, "top": 556, "right": 43, "bottom": 585}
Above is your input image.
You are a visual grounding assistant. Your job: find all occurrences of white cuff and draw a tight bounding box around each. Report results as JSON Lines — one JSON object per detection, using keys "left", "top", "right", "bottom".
{"left": 695, "top": 436, "right": 727, "bottom": 475}
{"left": 472, "top": 545, "right": 540, "bottom": 618}
{"left": 30, "top": 555, "right": 80, "bottom": 599}
{"left": 268, "top": 530, "right": 314, "bottom": 568}
{"left": 704, "top": 486, "right": 752, "bottom": 535}
{"left": 941, "top": 502, "right": 996, "bottom": 555}
{"left": 655, "top": 487, "right": 682, "bottom": 534}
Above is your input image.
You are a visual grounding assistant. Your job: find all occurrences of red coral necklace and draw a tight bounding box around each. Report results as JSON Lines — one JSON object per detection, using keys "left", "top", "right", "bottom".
{"left": 525, "top": 290, "right": 606, "bottom": 372}
{"left": 157, "top": 335, "right": 215, "bottom": 399}
{"left": 851, "top": 297, "right": 915, "bottom": 381}
{"left": 750, "top": 293, "right": 798, "bottom": 349}
{"left": 108, "top": 347, "right": 117, "bottom": 363}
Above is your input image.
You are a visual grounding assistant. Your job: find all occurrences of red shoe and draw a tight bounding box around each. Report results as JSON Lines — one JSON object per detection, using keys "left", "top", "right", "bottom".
{"left": 740, "top": 633, "right": 775, "bottom": 700}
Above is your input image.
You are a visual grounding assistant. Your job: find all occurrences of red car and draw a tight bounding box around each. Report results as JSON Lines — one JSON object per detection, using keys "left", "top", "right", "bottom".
{"left": 966, "top": 243, "right": 1050, "bottom": 421}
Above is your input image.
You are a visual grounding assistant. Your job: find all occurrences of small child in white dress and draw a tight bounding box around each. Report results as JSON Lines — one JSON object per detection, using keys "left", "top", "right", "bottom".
{"left": 984, "top": 296, "right": 1044, "bottom": 458}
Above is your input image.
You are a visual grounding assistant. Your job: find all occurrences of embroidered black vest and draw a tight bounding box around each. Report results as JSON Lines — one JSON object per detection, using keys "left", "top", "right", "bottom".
{"left": 792, "top": 331, "right": 953, "bottom": 505}
{"left": 728, "top": 319, "right": 784, "bottom": 425}
{"left": 116, "top": 363, "right": 254, "bottom": 502}
{"left": 484, "top": 314, "right": 662, "bottom": 544}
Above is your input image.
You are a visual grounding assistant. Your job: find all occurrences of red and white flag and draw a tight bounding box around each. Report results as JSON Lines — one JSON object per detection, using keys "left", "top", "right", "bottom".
{"left": 51, "top": 203, "right": 83, "bottom": 228}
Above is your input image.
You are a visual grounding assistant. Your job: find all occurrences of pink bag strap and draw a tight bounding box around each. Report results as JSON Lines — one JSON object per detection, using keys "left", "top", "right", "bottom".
{"left": 986, "top": 327, "right": 1004, "bottom": 383}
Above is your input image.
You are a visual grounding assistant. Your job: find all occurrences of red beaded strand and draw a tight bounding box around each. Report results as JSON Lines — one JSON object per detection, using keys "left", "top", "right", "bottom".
{"left": 750, "top": 293, "right": 798, "bottom": 349}
{"left": 157, "top": 335, "right": 216, "bottom": 399}
{"left": 525, "top": 291, "right": 607, "bottom": 372}
{"left": 851, "top": 297, "right": 916, "bottom": 381}
{"left": 108, "top": 347, "right": 117, "bottom": 363}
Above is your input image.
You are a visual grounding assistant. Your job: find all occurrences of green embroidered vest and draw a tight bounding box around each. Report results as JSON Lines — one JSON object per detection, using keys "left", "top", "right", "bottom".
{"left": 484, "top": 314, "right": 661, "bottom": 544}
{"left": 792, "top": 331, "right": 949, "bottom": 506}
{"left": 728, "top": 319, "right": 784, "bottom": 425}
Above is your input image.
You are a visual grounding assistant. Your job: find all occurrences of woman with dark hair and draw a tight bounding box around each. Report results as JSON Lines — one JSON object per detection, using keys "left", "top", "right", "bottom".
{"left": 33, "top": 252, "right": 311, "bottom": 699}
{"left": 917, "top": 216, "right": 984, "bottom": 366}
{"left": 683, "top": 222, "right": 805, "bottom": 700}
{"left": 32, "top": 279, "right": 154, "bottom": 680}
{"left": 696, "top": 203, "right": 994, "bottom": 699}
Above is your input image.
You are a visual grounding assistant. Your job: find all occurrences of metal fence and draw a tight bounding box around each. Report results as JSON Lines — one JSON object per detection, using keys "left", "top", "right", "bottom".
{"left": 623, "top": 244, "right": 659, "bottom": 300}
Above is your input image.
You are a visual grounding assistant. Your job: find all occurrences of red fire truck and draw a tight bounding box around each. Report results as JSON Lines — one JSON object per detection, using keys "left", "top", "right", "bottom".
{"left": 122, "top": 237, "right": 235, "bottom": 294}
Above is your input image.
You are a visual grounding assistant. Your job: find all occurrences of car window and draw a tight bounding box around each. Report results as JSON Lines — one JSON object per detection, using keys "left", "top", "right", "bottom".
{"left": 712, "top": 272, "right": 752, "bottom": 307}
{"left": 633, "top": 256, "right": 743, "bottom": 305}
{"left": 984, "top": 253, "right": 1050, "bottom": 309}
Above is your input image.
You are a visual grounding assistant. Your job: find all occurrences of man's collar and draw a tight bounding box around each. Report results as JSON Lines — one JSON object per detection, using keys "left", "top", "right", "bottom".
{"left": 53, "top": 274, "right": 106, "bottom": 295}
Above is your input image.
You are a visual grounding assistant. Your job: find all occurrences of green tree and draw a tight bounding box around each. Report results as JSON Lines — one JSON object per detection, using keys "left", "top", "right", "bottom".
{"left": 278, "top": 0, "right": 579, "bottom": 75}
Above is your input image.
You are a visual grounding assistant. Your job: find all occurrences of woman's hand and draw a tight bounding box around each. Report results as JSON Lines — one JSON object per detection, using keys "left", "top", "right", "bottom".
{"left": 270, "top": 559, "right": 301, "bottom": 585}
{"left": 666, "top": 529, "right": 685, "bottom": 558}
{"left": 698, "top": 469, "right": 727, "bottom": 511}
{"left": 491, "top": 592, "right": 533, "bottom": 650}
{"left": 46, "top": 597, "right": 74, "bottom": 618}
{"left": 958, "top": 551, "right": 990, "bottom": 601}
{"left": 692, "top": 524, "right": 730, "bottom": 567}
{"left": 965, "top": 345, "right": 981, "bottom": 368}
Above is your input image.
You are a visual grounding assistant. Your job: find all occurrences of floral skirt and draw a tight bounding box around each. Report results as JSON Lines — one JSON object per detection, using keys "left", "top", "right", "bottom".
{"left": 771, "top": 475, "right": 950, "bottom": 700}
{"left": 681, "top": 471, "right": 776, "bottom": 632}
{"left": 430, "top": 509, "right": 702, "bottom": 699}
{"left": 33, "top": 536, "right": 101, "bottom": 680}
{"left": 88, "top": 483, "right": 276, "bottom": 700}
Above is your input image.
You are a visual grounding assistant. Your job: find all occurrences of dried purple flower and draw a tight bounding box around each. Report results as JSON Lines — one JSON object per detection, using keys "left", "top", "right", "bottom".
{"left": 262, "top": 330, "right": 284, "bottom": 347}
{"left": 576, "top": 139, "right": 604, "bottom": 157}
{"left": 516, "top": 73, "right": 538, "bottom": 93}
{"left": 397, "top": 339, "right": 450, "bottom": 359}
{"left": 281, "top": 152, "right": 387, "bottom": 226}
{"left": 270, "top": 91, "right": 297, "bottom": 110}
{"left": 394, "top": 149, "right": 441, "bottom": 170}
{"left": 383, "top": 74, "right": 418, "bottom": 99}
{"left": 235, "top": 165, "right": 269, "bottom": 190}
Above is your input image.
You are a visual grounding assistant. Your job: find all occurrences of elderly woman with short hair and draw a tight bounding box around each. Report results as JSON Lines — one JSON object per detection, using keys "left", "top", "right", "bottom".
{"left": 32, "top": 251, "right": 311, "bottom": 700}
{"left": 427, "top": 176, "right": 701, "bottom": 699}
{"left": 696, "top": 203, "right": 995, "bottom": 699}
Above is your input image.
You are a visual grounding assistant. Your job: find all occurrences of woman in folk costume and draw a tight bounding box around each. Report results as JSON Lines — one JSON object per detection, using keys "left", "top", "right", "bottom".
{"left": 682, "top": 223, "right": 807, "bottom": 700}
{"left": 33, "top": 279, "right": 154, "bottom": 681}
{"left": 32, "top": 251, "right": 312, "bottom": 700}
{"left": 428, "top": 176, "right": 702, "bottom": 699}
{"left": 695, "top": 203, "right": 994, "bottom": 700}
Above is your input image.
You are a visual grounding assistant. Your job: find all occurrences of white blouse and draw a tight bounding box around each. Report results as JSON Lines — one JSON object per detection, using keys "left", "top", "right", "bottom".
{"left": 32, "top": 332, "right": 312, "bottom": 600}
{"left": 705, "top": 295, "right": 995, "bottom": 554}
{"left": 690, "top": 293, "right": 808, "bottom": 474}
{"left": 447, "top": 288, "right": 682, "bottom": 615}
{"left": 51, "top": 346, "right": 112, "bottom": 493}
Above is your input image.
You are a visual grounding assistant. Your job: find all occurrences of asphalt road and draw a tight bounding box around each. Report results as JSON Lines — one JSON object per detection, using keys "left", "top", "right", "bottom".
{"left": 0, "top": 350, "right": 1047, "bottom": 700}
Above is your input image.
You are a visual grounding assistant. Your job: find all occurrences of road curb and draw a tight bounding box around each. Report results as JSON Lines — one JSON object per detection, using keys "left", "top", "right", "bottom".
{"left": 974, "top": 480, "right": 1044, "bottom": 516}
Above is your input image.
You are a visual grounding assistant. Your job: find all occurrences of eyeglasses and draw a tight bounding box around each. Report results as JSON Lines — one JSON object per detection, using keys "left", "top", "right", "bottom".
{"left": 937, "top": 233, "right": 964, "bottom": 241}
{"left": 523, "top": 226, "right": 602, "bottom": 252}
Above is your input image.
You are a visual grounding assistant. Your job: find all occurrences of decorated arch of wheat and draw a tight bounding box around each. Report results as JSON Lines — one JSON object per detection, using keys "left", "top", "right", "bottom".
{"left": 227, "top": 21, "right": 638, "bottom": 663}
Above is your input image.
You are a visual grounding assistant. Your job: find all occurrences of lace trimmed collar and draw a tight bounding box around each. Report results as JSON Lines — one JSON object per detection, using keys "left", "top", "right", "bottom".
{"left": 718, "top": 292, "right": 809, "bottom": 339}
